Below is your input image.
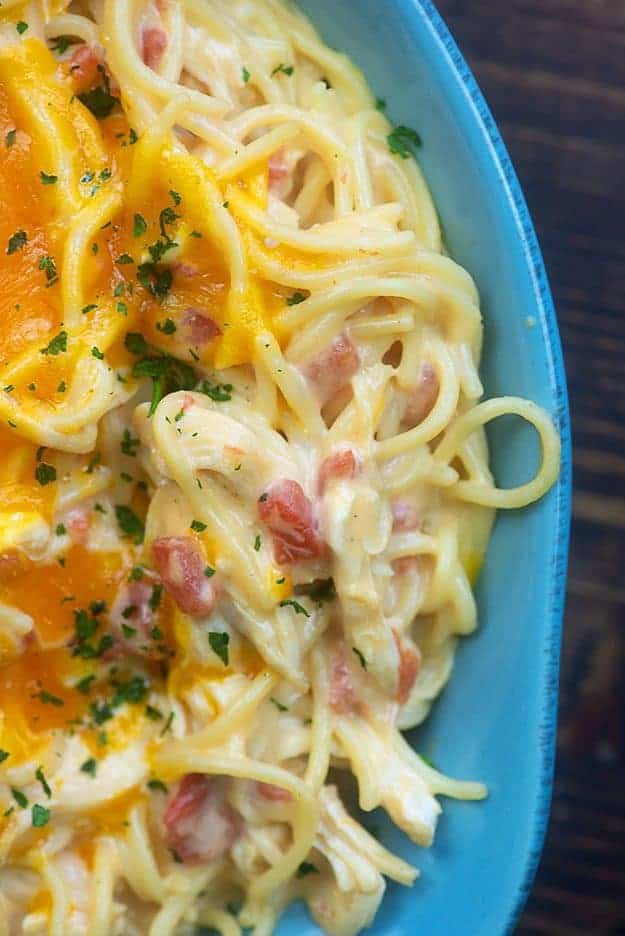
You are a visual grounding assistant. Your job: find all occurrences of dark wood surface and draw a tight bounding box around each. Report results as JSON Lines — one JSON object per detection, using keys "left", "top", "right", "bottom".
{"left": 435, "top": 2, "right": 625, "bottom": 933}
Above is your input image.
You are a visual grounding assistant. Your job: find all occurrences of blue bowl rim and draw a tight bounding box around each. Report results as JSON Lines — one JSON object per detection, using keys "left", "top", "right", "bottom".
{"left": 409, "top": 1, "right": 573, "bottom": 930}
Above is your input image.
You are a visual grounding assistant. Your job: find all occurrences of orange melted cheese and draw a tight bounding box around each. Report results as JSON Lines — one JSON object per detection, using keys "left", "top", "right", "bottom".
{"left": 0, "top": 82, "right": 61, "bottom": 363}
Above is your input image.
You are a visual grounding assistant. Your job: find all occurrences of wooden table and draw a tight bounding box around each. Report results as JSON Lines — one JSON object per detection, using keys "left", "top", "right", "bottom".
{"left": 435, "top": 2, "right": 625, "bottom": 932}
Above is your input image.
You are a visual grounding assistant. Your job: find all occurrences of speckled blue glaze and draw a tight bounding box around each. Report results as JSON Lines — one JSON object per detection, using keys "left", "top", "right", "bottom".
{"left": 205, "top": 1, "right": 572, "bottom": 933}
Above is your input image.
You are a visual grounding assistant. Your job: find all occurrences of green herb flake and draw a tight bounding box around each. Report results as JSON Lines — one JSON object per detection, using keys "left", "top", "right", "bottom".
{"left": 204, "top": 565, "right": 215, "bottom": 578}
{"left": 38, "top": 689, "right": 64, "bottom": 706}
{"left": 40, "top": 330, "right": 68, "bottom": 355}
{"left": 352, "top": 646, "right": 367, "bottom": 670}
{"left": 242, "top": 66, "right": 250, "bottom": 83}
{"left": 147, "top": 777, "right": 168, "bottom": 793}
{"left": 254, "top": 534, "right": 261, "bottom": 552}
{"left": 156, "top": 318, "right": 176, "bottom": 335}
{"left": 16, "top": 21, "right": 28, "bottom": 35}
{"left": 148, "top": 584, "right": 163, "bottom": 611}
{"left": 145, "top": 705, "right": 163, "bottom": 722}
{"left": 91, "top": 346, "right": 104, "bottom": 360}
{"left": 82, "top": 303, "right": 97, "bottom": 315}
{"left": 387, "top": 125, "right": 422, "bottom": 158}
{"left": 76, "top": 674, "right": 96, "bottom": 695}
{"left": 12, "top": 788, "right": 28, "bottom": 809}
{"left": 133, "top": 213, "right": 148, "bottom": 238}
{"left": 190, "top": 519, "right": 207, "bottom": 533}
{"left": 272, "top": 63, "right": 294, "bottom": 77}
{"left": 129, "top": 565, "right": 143, "bottom": 581}
{"left": 286, "top": 291, "right": 307, "bottom": 306}
{"left": 115, "top": 505, "right": 145, "bottom": 544}
{"left": 80, "top": 758, "right": 97, "bottom": 777}
{"left": 7, "top": 230, "right": 27, "bottom": 254}
{"left": 32, "top": 804, "right": 51, "bottom": 827}
{"left": 115, "top": 253, "right": 134, "bottom": 266}
{"left": 296, "top": 861, "right": 319, "bottom": 878}
{"left": 0, "top": 749, "right": 10, "bottom": 763}
{"left": 35, "top": 766, "right": 52, "bottom": 798}
{"left": 208, "top": 631, "right": 229, "bottom": 666}
{"left": 279, "top": 598, "right": 310, "bottom": 618}
{"left": 197, "top": 379, "right": 232, "bottom": 402}
{"left": 38, "top": 255, "right": 58, "bottom": 284}
{"left": 35, "top": 463, "right": 56, "bottom": 486}
{"left": 5, "top": 129, "right": 16, "bottom": 148}
{"left": 270, "top": 697, "right": 288, "bottom": 712}
{"left": 120, "top": 428, "right": 140, "bottom": 456}
{"left": 40, "top": 171, "right": 58, "bottom": 185}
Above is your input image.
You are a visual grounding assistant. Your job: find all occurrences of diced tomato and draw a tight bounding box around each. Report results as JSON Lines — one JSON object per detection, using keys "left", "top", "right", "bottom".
{"left": 163, "top": 774, "right": 241, "bottom": 865}
{"left": 402, "top": 363, "right": 439, "bottom": 428}
{"left": 318, "top": 449, "right": 358, "bottom": 495}
{"left": 392, "top": 556, "right": 422, "bottom": 576}
{"left": 393, "top": 630, "right": 420, "bottom": 704}
{"left": 152, "top": 536, "right": 216, "bottom": 617}
{"left": 256, "top": 781, "right": 293, "bottom": 803}
{"left": 329, "top": 650, "right": 361, "bottom": 715}
{"left": 391, "top": 501, "right": 420, "bottom": 532}
{"left": 65, "top": 507, "right": 90, "bottom": 545}
{"left": 106, "top": 579, "right": 164, "bottom": 660}
{"left": 258, "top": 480, "right": 324, "bottom": 565}
{"left": 141, "top": 27, "right": 167, "bottom": 70}
{"left": 305, "top": 334, "right": 360, "bottom": 405}
{"left": 68, "top": 45, "right": 103, "bottom": 90}
{"left": 182, "top": 308, "right": 222, "bottom": 346}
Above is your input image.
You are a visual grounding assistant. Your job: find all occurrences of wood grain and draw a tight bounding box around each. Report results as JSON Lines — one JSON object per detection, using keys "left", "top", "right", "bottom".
{"left": 435, "top": 1, "right": 625, "bottom": 933}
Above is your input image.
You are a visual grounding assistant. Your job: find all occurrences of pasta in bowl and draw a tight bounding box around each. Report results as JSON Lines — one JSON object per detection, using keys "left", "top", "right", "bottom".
{"left": 0, "top": 2, "right": 561, "bottom": 935}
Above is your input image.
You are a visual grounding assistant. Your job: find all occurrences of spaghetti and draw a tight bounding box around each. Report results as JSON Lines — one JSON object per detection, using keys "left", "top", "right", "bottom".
{"left": 0, "top": 2, "right": 560, "bottom": 934}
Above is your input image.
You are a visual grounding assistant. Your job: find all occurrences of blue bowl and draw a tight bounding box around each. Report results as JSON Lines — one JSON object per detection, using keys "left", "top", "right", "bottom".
{"left": 275, "top": 1, "right": 572, "bottom": 934}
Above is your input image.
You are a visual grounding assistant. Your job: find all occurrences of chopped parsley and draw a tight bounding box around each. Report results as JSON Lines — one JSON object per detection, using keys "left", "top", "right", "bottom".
{"left": 82, "top": 303, "right": 97, "bottom": 315}
{"left": 137, "top": 261, "right": 173, "bottom": 302}
{"left": 12, "top": 788, "right": 28, "bottom": 808}
{"left": 40, "top": 171, "right": 58, "bottom": 185}
{"left": 129, "top": 565, "right": 144, "bottom": 581}
{"left": 270, "top": 697, "right": 288, "bottom": 712}
{"left": 40, "top": 330, "right": 67, "bottom": 355}
{"left": 133, "top": 213, "right": 148, "bottom": 238}
{"left": 279, "top": 598, "right": 310, "bottom": 618}
{"left": 0, "top": 749, "right": 9, "bottom": 763}
{"left": 35, "top": 766, "right": 52, "bottom": 798}
{"left": 35, "top": 463, "right": 56, "bottom": 486}
{"left": 297, "top": 578, "right": 336, "bottom": 603}
{"left": 38, "top": 255, "right": 58, "bottom": 284}
{"left": 57, "top": 380, "right": 66, "bottom": 393}
{"left": 204, "top": 565, "right": 215, "bottom": 578}
{"left": 145, "top": 705, "right": 163, "bottom": 721}
{"left": 132, "top": 354, "right": 196, "bottom": 416}
{"left": 190, "top": 519, "right": 207, "bottom": 533}
{"left": 286, "top": 291, "right": 307, "bottom": 306}
{"left": 80, "top": 758, "right": 97, "bottom": 777}
{"left": 352, "top": 646, "right": 367, "bottom": 670}
{"left": 208, "top": 631, "right": 229, "bottom": 666}
{"left": 31, "top": 804, "right": 51, "bottom": 827}
{"left": 158, "top": 205, "right": 179, "bottom": 239}
{"left": 272, "top": 63, "right": 294, "bottom": 76}
{"left": 55, "top": 523, "right": 66, "bottom": 536}
{"left": 156, "top": 318, "right": 176, "bottom": 334}
{"left": 147, "top": 778, "right": 168, "bottom": 793}
{"left": 254, "top": 534, "right": 261, "bottom": 552}
{"left": 37, "top": 689, "right": 64, "bottom": 706}
{"left": 148, "top": 584, "right": 163, "bottom": 611}
{"left": 7, "top": 230, "right": 27, "bottom": 254}
{"left": 115, "top": 253, "right": 134, "bottom": 265}
{"left": 114, "top": 505, "right": 145, "bottom": 544}
{"left": 124, "top": 331, "right": 148, "bottom": 356}
{"left": 16, "top": 21, "right": 28, "bottom": 35}
{"left": 387, "top": 125, "right": 422, "bottom": 158}
{"left": 78, "top": 67, "right": 119, "bottom": 119}
{"left": 197, "top": 379, "right": 232, "bottom": 402}
{"left": 242, "top": 66, "right": 250, "bottom": 83}
{"left": 91, "top": 346, "right": 104, "bottom": 360}
{"left": 296, "top": 861, "right": 319, "bottom": 878}
{"left": 5, "top": 129, "right": 16, "bottom": 148}
{"left": 76, "top": 674, "right": 96, "bottom": 695}
{"left": 160, "top": 711, "right": 175, "bottom": 735}
{"left": 51, "top": 35, "right": 82, "bottom": 55}
{"left": 375, "top": 97, "right": 386, "bottom": 111}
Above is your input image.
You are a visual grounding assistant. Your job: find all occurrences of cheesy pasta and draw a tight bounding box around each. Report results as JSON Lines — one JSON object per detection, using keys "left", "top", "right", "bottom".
{"left": 0, "top": 2, "right": 560, "bottom": 935}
